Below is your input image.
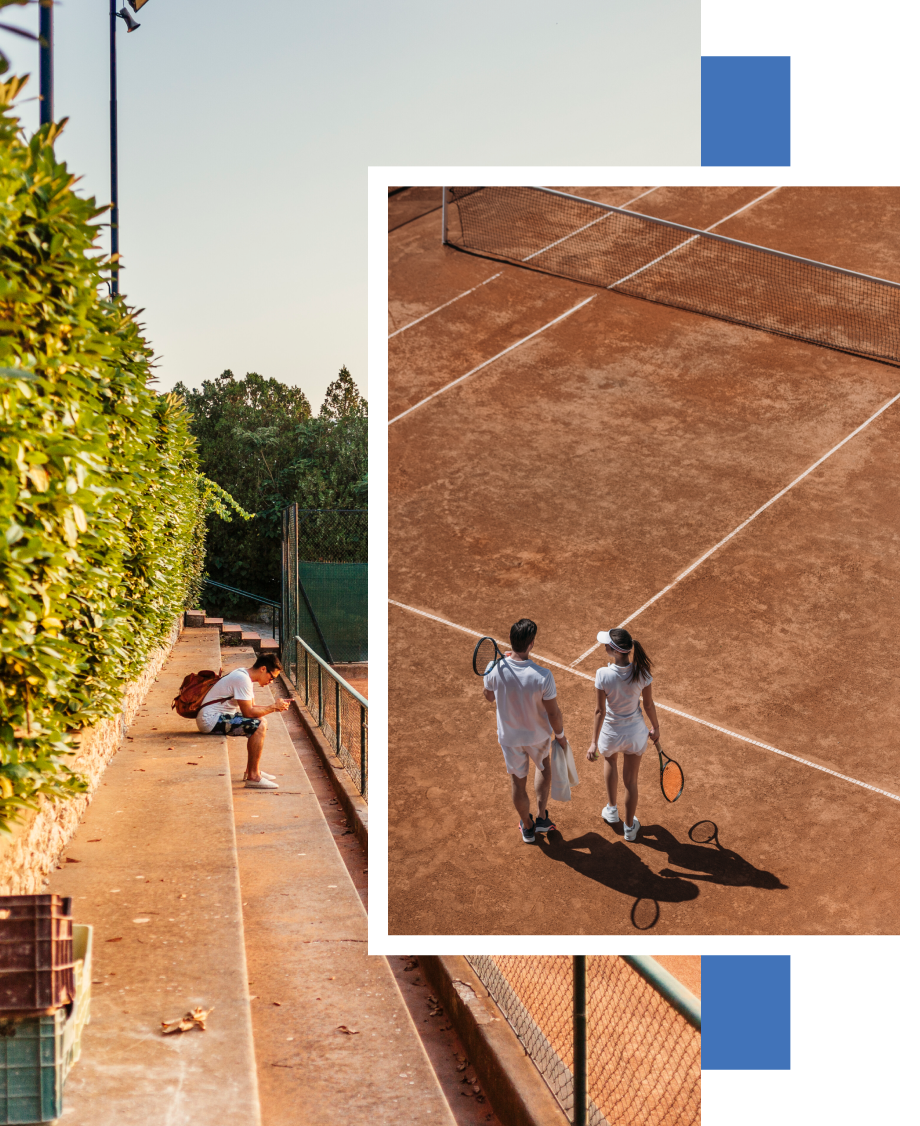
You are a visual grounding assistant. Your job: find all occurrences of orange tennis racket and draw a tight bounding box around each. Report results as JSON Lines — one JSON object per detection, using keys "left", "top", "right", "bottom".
{"left": 654, "top": 739, "right": 685, "bottom": 802}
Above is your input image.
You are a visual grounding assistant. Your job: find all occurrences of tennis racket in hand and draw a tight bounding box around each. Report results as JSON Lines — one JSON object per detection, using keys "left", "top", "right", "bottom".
{"left": 473, "top": 636, "right": 506, "bottom": 677}
{"left": 654, "top": 739, "right": 685, "bottom": 802}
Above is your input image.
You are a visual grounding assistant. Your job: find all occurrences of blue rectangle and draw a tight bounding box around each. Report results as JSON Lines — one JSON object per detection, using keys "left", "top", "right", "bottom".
{"left": 702, "top": 955, "right": 791, "bottom": 1069}
{"left": 702, "top": 56, "right": 790, "bottom": 166}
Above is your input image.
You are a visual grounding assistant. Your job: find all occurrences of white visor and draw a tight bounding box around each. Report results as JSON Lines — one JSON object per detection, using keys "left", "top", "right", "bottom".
{"left": 596, "top": 630, "right": 631, "bottom": 652}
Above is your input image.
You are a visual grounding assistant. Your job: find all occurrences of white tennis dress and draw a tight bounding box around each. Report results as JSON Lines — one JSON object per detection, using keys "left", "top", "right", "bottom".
{"left": 594, "top": 663, "right": 652, "bottom": 756}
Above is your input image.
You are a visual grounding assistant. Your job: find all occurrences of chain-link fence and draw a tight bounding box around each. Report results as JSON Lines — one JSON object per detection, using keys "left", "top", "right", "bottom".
{"left": 465, "top": 955, "right": 700, "bottom": 1126}
{"left": 289, "top": 636, "right": 368, "bottom": 798}
{"left": 299, "top": 508, "right": 367, "bottom": 563}
{"left": 281, "top": 506, "right": 367, "bottom": 664}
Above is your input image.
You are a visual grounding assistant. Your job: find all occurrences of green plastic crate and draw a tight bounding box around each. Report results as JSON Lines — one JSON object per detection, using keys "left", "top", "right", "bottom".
{"left": 0, "top": 1008, "right": 65, "bottom": 1124}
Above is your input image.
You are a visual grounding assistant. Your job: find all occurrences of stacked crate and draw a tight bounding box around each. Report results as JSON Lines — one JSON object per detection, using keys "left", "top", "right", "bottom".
{"left": 0, "top": 896, "right": 92, "bottom": 1125}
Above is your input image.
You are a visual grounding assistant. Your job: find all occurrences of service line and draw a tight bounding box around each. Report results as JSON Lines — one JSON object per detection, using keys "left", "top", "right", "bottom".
{"left": 388, "top": 599, "right": 899, "bottom": 802}
{"left": 571, "top": 392, "right": 901, "bottom": 666}
{"left": 388, "top": 295, "right": 596, "bottom": 425}
{"left": 388, "top": 272, "right": 503, "bottom": 339}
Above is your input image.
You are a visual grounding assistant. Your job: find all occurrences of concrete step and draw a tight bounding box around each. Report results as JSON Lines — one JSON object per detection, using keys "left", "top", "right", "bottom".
{"left": 239, "top": 632, "right": 262, "bottom": 649}
{"left": 257, "top": 639, "right": 280, "bottom": 656}
{"left": 47, "top": 627, "right": 451, "bottom": 1125}
{"left": 204, "top": 617, "right": 224, "bottom": 629}
{"left": 221, "top": 624, "right": 244, "bottom": 645}
{"left": 47, "top": 629, "right": 260, "bottom": 1125}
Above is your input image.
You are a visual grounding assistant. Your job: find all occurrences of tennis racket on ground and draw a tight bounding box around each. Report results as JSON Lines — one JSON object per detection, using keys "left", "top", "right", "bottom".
{"left": 654, "top": 740, "right": 685, "bottom": 802}
{"left": 473, "top": 637, "right": 505, "bottom": 677}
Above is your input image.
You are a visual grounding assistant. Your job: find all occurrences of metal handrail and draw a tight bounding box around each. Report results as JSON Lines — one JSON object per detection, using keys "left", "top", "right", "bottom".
{"left": 203, "top": 579, "right": 280, "bottom": 638}
{"left": 294, "top": 635, "right": 368, "bottom": 708}
{"left": 202, "top": 579, "right": 281, "bottom": 607}
{"left": 292, "top": 635, "right": 368, "bottom": 797}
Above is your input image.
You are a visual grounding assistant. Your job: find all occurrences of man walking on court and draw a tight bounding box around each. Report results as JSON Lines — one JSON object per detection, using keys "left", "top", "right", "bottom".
{"left": 482, "top": 619, "right": 568, "bottom": 843}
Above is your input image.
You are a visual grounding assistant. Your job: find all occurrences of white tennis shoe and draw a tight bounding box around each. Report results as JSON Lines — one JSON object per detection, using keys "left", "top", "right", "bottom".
{"left": 602, "top": 804, "right": 620, "bottom": 825}
{"left": 624, "top": 818, "right": 641, "bottom": 842}
{"left": 244, "top": 777, "right": 279, "bottom": 790}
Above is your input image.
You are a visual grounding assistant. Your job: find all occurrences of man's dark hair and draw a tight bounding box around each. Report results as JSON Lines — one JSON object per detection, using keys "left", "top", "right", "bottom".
{"left": 253, "top": 652, "right": 282, "bottom": 672}
{"left": 510, "top": 619, "right": 537, "bottom": 653}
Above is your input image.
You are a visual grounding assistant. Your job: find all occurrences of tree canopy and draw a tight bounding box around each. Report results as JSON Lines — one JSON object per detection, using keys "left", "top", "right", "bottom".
{"left": 173, "top": 365, "right": 367, "bottom": 613}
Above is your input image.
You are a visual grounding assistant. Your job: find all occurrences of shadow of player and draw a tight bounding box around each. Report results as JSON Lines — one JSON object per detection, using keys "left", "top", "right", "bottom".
{"left": 538, "top": 830, "right": 700, "bottom": 909}
{"left": 638, "top": 821, "right": 788, "bottom": 890}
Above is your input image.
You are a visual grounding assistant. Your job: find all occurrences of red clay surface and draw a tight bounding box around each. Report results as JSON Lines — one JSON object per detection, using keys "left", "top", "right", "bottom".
{"left": 388, "top": 187, "right": 899, "bottom": 936}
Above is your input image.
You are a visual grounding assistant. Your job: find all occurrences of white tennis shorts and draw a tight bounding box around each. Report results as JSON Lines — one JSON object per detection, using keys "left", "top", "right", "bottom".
{"left": 499, "top": 739, "right": 553, "bottom": 779}
{"left": 598, "top": 722, "right": 650, "bottom": 758}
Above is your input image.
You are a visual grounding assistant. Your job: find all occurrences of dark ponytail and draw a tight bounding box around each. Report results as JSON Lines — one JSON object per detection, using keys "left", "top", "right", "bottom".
{"left": 608, "top": 627, "right": 653, "bottom": 684}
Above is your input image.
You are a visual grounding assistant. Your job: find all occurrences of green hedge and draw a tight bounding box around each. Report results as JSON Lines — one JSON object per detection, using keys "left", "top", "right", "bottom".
{"left": 0, "top": 75, "right": 228, "bottom": 825}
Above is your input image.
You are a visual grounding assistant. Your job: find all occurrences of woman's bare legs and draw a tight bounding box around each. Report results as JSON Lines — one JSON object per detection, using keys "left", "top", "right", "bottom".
{"left": 621, "top": 752, "right": 641, "bottom": 828}
{"left": 603, "top": 753, "right": 620, "bottom": 808}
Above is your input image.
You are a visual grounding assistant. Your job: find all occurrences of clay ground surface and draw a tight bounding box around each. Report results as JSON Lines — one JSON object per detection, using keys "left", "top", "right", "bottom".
{"left": 388, "top": 187, "right": 899, "bottom": 936}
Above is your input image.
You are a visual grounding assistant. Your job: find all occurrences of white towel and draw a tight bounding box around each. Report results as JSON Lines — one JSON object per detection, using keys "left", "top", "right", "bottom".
{"left": 550, "top": 738, "right": 580, "bottom": 802}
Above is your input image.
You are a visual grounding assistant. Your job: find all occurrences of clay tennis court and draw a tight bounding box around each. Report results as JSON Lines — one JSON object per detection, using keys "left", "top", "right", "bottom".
{"left": 388, "top": 186, "right": 898, "bottom": 936}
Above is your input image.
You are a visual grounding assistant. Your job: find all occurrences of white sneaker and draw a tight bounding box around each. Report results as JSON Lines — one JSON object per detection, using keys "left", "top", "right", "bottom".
{"left": 244, "top": 777, "right": 279, "bottom": 790}
{"left": 242, "top": 771, "right": 275, "bottom": 781}
{"left": 624, "top": 818, "right": 641, "bottom": 842}
{"left": 602, "top": 804, "right": 620, "bottom": 824}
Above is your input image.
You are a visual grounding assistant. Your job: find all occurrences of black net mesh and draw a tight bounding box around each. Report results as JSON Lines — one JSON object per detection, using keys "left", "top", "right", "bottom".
{"left": 446, "top": 187, "right": 899, "bottom": 365}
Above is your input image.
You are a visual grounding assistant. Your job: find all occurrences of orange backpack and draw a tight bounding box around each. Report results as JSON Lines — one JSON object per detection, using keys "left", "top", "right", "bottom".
{"left": 171, "top": 669, "right": 229, "bottom": 719}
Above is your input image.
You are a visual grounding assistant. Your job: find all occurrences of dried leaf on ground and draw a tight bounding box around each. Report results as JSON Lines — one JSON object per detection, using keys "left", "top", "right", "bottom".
{"left": 161, "top": 1006, "right": 214, "bottom": 1034}
{"left": 106, "top": 937, "right": 123, "bottom": 943}
{"left": 337, "top": 1025, "right": 360, "bottom": 1035}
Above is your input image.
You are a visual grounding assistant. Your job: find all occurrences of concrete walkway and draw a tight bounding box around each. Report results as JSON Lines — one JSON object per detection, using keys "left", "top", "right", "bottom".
{"left": 48, "top": 627, "right": 453, "bottom": 1126}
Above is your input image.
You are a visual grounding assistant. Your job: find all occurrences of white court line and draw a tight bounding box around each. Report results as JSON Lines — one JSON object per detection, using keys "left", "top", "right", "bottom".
{"left": 609, "top": 186, "right": 781, "bottom": 289}
{"left": 388, "top": 272, "right": 503, "bottom": 339}
{"left": 523, "top": 186, "right": 661, "bottom": 262}
{"left": 388, "top": 295, "right": 596, "bottom": 425}
{"left": 388, "top": 599, "right": 899, "bottom": 802}
{"left": 571, "top": 392, "right": 901, "bottom": 667}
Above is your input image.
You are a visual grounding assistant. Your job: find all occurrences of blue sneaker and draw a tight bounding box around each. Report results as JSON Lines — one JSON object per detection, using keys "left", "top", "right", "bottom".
{"left": 534, "top": 810, "right": 555, "bottom": 834}
{"left": 519, "top": 816, "right": 536, "bottom": 844}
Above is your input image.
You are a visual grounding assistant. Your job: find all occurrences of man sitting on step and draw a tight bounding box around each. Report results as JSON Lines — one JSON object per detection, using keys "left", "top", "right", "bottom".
{"left": 196, "top": 653, "right": 291, "bottom": 789}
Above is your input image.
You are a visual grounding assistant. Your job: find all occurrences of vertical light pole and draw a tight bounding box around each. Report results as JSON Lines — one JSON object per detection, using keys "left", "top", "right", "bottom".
{"left": 39, "top": 0, "right": 52, "bottom": 125}
{"left": 109, "top": 1, "right": 146, "bottom": 297}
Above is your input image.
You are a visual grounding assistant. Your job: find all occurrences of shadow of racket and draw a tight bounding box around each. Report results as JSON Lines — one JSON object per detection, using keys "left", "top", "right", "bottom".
{"left": 689, "top": 820, "right": 719, "bottom": 845}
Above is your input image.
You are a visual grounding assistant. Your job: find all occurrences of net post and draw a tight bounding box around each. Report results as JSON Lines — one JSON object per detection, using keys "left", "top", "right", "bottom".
{"left": 573, "top": 955, "right": 586, "bottom": 1126}
{"left": 441, "top": 186, "right": 447, "bottom": 244}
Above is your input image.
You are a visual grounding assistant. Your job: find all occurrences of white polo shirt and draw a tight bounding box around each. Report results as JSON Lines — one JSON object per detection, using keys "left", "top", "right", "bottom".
{"left": 197, "top": 667, "right": 254, "bottom": 732}
{"left": 484, "top": 658, "right": 556, "bottom": 747}
{"left": 595, "top": 663, "right": 652, "bottom": 730}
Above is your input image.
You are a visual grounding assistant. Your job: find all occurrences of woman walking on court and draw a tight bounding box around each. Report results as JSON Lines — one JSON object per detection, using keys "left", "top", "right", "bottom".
{"left": 586, "top": 627, "right": 659, "bottom": 842}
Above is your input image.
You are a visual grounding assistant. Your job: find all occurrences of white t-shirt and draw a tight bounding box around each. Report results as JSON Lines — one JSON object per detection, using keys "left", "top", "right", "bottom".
{"left": 595, "top": 663, "right": 652, "bottom": 729}
{"left": 197, "top": 668, "right": 254, "bottom": 731}
{"left": 483, "top": 658, "right": 556, "bottom": 747}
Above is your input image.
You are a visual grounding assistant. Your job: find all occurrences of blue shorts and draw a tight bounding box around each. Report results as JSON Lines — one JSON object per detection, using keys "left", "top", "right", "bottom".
{"left": 204, "top": 714, "right": 261, "bottom": 737}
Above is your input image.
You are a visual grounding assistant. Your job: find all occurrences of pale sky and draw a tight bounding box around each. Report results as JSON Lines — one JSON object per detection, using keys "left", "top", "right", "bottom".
{"left": 1, "top": 0, "right": 700, "bottom": 410}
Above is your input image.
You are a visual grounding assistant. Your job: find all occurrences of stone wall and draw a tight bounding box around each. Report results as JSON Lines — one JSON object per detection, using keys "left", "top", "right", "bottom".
{"left": 0, "top": 616, "right": 184, "bottom": 894}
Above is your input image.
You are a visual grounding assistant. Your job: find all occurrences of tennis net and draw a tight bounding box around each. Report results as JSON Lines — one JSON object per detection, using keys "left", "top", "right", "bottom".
{"left": 445, "top": 186, "right": 899, "bottom": 365}
{"left": 466, "top": 954, "right": 700, "bottom": 1126}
